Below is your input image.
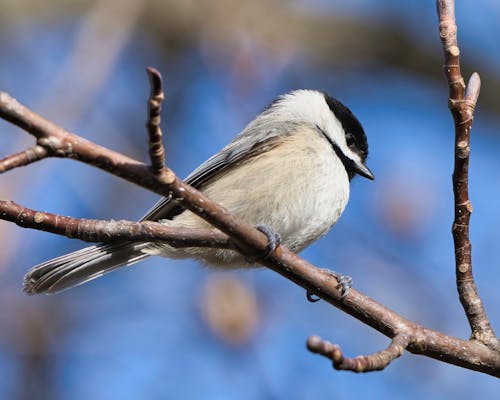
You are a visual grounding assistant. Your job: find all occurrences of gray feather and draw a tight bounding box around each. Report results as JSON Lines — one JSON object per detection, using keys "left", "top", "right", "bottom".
{"left": 141, "top": 120, "right": 299, "bottom": 221}
{"left": 24, "top": 243, "right": 149, "bottom": 294}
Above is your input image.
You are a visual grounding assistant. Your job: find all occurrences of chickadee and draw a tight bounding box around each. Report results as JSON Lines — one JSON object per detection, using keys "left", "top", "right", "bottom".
{"left": 24, "top": 90, "right": 374, "bottom": 295}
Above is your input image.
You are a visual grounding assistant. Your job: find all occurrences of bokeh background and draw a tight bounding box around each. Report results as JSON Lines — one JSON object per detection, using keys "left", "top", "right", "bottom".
{"left": 0, "top": 0, "right": 499, "bottom": 399}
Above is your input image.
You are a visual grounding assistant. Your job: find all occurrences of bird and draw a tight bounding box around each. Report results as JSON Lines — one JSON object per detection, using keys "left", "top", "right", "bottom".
{"left": 24, "top": 89, "right": 374, "bottom": 295}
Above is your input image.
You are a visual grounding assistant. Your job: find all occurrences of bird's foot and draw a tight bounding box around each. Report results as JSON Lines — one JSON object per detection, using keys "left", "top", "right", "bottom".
{"left": 255, "top": 224, "right": 281, "bottom": 258}
{"left": 306, "top": 292, "right": 321, "bottom": 303}
{"left": 245, "top": 225, "right": 281, "bottom": 263}
{"left": 306, "top": 269, "right": 353, "bottom": 302}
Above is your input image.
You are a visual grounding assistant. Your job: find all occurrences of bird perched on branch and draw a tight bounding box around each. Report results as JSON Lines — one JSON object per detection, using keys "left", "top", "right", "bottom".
{"left": 24, "top": 89, "right": 374, "bottom": 295}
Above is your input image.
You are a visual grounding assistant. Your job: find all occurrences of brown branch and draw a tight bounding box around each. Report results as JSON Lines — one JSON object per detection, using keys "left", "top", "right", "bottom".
{"left": 146, "top": 67, "right": 168, "bottom": 176}
{"left": 0, "top": 91, "right": 175, "bottom": 196}
{"left": 0, "top": 145, "right": 49, "bottom": 173}
{"left": 437, "top": 0, "right": 498, "bottom": 349}
{"left": 0, "top": 200, "right": 233, "bottom": 249}
{"left": 307, "top": 334, "right": 409, "bottom": 372}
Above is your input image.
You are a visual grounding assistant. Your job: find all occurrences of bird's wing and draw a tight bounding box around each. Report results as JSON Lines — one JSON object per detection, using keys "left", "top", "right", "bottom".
{"left": 140, "top": 134, "right": 284, "bottom": 221}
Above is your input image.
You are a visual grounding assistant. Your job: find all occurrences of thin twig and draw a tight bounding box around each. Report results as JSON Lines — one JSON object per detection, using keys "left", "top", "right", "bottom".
{"left": 437, "top": 0, "right": 498, "bottom": 348}
{"left": 0, "top": 145, "right": 49, "bottom": 173}
{"left": 307, "top": 334, "right": 410, "bottom": 372}
{"left": 146, "top": 67, "right": 168, "bottom": 176}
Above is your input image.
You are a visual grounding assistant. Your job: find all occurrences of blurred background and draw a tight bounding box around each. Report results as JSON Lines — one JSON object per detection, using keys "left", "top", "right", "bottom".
{"left": 0, "top": 0, "right": 499, "bottom": 399}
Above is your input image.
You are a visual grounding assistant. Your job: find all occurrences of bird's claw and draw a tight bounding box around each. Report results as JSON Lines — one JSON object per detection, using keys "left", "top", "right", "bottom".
{"left": 325, "top": 269, "right": 352, "bottom": 299}
{"left": 306, "top": 270, "right": 353, "bottom": 301}
{"left": 255, "top": 224, "right": 281, "bottom": 258}
{"left": 306, "top": 291, "right": 321, "bottom": 302}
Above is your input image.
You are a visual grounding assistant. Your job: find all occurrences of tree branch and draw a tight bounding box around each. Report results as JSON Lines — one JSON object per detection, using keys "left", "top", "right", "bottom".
{"left": 0, "top": 200, "right": 233, "bottom": 249}
{"left": 0, "top": 145, "right": 49, "bottom": 173}
{"left": 307, "top": 334, "right": 409, "bottom": 372}
{"left": 146, "top": 67, "right": 169, "bottom": 177}
{"left": 437, "top": 0, "right": 498, "bottom": 349}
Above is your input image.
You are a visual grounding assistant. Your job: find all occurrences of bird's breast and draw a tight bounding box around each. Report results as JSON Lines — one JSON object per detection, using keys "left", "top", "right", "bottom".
{"left": 201, "top": 127, "right": 350, "bottom": 251}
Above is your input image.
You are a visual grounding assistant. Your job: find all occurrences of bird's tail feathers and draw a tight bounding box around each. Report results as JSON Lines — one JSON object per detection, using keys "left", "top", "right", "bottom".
{"left": 23, "top": 242, "right": 150, "bottom": 295}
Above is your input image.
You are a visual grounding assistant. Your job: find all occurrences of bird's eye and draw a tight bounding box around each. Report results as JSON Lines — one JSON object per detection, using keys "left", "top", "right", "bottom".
{"left": 345, "top": 132, "right": 355, "bottom": 148}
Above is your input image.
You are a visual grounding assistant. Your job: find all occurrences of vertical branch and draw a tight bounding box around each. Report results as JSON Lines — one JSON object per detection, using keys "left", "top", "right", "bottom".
{"left": 146, "top": 67, "right": 167, "bottom": 176}
{"left": 437, "top": 0, "right": 497, "bottom": 347}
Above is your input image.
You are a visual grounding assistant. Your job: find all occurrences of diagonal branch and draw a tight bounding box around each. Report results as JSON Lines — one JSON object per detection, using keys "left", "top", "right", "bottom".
{"left": 437, "top": 0, "right": 498, "bottom": 349}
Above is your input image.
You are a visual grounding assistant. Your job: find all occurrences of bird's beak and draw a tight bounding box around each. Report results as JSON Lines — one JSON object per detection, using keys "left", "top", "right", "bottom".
{"left": 352, "top": 160, "right": 375, "bottom": 180}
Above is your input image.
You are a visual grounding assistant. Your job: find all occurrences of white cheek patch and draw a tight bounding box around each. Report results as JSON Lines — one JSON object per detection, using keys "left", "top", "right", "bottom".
{"left": 263, "top": 89, "right": 365, "bottom": 168}
{"left": 342, "top": 146, "right": 362, "bottom": 164}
